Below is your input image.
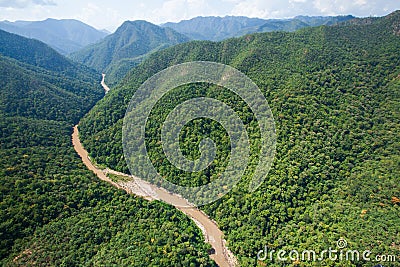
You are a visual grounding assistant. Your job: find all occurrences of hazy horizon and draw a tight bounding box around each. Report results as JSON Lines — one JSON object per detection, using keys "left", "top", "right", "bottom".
{"left": 0, "top": 0, "right": 399, "bottom": 32}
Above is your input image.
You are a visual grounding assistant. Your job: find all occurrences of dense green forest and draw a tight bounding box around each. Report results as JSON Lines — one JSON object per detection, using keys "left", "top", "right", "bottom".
{"left": 0, "top": 31, "right": 214, "bottom": 266}
{"left": 79, "top": 11, "right": 400, "bottom": 266}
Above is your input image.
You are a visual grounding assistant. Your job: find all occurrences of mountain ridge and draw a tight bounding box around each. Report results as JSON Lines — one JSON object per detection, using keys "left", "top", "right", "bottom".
{"left": 0, "top": 18, "right": 108, "bottom": 54}
{"left": 0, "top": 29, "right": 104, "bottom": 123}
{"left": 161, "top": 14, "right": 356, "bottom": 41}
{"left": 69, "top": 20, "right": 190, "bottom": 86}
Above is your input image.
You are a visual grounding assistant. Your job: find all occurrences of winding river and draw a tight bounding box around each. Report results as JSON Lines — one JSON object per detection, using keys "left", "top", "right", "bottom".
{"left": 71, "top": 76, "right": 237, "bottom": 267}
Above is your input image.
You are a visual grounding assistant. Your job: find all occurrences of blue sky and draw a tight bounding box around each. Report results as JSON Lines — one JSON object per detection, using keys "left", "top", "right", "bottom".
{"left": 0, "top": 0, "right": 399, "bottom": 31}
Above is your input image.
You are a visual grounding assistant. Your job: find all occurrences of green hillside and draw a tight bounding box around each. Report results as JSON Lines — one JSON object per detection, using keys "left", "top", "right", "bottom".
{"left": 0, "top": 29, "right": 100, "bottom": 79}
{"left": 69, "top": 20, "right": 190, "bottom": 86}
{"left": 0, "top": 29, "right": 104, "bottom": 122}
{"left": 0, "top": 57, "right": 98, "bottom": 122}
{"left": 0, "top": 32, "right": 214, "bottom": 265}
{"left": 79, "top": 11, "right": 400, "bottom": 266}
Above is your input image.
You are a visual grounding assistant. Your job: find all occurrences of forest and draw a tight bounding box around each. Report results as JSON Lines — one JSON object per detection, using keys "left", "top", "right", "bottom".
{"left": 78, "top": 12, "right": 400, "bottom": 266}
{"left": 0, "top": 30, "right": 214, "bottom": 266}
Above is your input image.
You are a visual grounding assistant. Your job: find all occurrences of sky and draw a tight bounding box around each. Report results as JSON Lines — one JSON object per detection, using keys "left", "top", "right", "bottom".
{"left": 0, "top": 0, "right": 399, "bottom": 32}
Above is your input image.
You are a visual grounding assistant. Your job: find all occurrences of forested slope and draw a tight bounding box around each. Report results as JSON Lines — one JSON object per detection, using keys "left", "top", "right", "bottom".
{"left": 79, "top": 11, "right": 400, "bottom": 266}
{"left": 0, "top": 32, "right": 214, "bottom": 265}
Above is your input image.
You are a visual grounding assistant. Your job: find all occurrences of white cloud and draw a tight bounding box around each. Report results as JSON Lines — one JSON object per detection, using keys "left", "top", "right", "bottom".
{"left": 290, "top": 0, "right": 307, "bottom": 3}
{"left": 355, "top": 0, "right": 367, "bottom": 5}
{"left": 313, "top": 0, "right": 334, "bottom": 14}
{"left": 312, "top": 0, "right": 400, "bottom": 16}
{"left": 152, "top": 0, "right": 214, "bottom": 23}
{"left": 229, "top": 0, "right": 315, "bottom": 18}
{"left": 74, "top": 2, "right": 122, "bottom": 31}
{"left": 230, "top": 0, "right": 270, "bottom": 18}
{"left": 0, "top": 0, "right": 56, "bottom": 8}
{"left": 33, "top": 0, "right": 56, "bottom": 6}
{"left": 228, "top": 0, "right": 399, "bottom": 19}
{"left": 81, "top": 3, "right": 100, "bottom": 19}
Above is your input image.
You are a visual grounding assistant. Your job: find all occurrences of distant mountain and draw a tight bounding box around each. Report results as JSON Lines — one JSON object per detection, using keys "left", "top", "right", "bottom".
{"left": 0, "top": 29, "right": 104, "bottom": 122}
{"left": 338, "top": 10, "right": 400, "bottom": 31}
{"left": 0, "top": 18, "right": 108, "bottom": 54}
{"left": 162, "top": 15, "right": 355, "bottom": 41}
{"left": 294, "top": 15, "right": 355, "bottom": 26}
{"left": 237, "top": 19, "right": 309, "bottom": 36}
{"left": 238, "top": 15, "right": 355, "bottom": 36}
{"left": 162, "top": 16, "right": 267, "bottom": 40}
{"left": 70, "top": 20, "right": 190, "bottom": 86}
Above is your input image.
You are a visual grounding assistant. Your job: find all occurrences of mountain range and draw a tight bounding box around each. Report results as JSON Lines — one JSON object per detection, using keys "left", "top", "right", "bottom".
{"left": 161, "top": 15, "right": 355, "bottom": 40}
{"left": 0, "top": 18, "right": 108, "bottom": 54}
{"left": 1, "top": 15, "right": 356, "bottom": 87}
{"left": 69, "top": 15, "right": 357, "bottom": 86}
{"left": 69, "top": 20, "right": 190, "bottom": 86}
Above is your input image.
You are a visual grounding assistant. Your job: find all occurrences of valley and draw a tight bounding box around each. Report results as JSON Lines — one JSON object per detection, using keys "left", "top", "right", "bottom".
{"left": 0, "top": 26, "right": 214, "bottom": 266}
{"left": 78, "top": 11, "right": 400, "bottom": 266}
{"left": 0, "top": 7, "right": 399, "bottom": 267}
{"left": 73, "top": 75, "right": 236, "bottom": 266}
{"left": 72, "top": 124, "right": 236, "bottom": 266}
